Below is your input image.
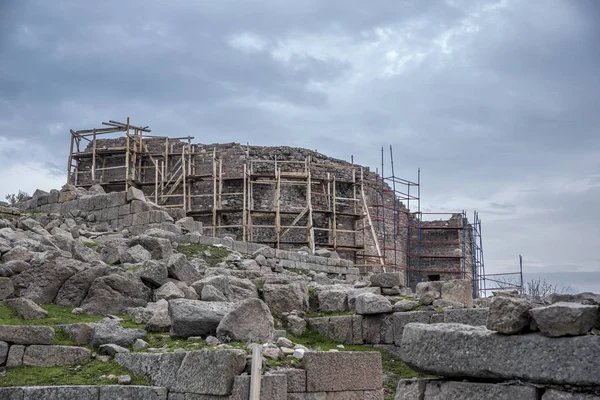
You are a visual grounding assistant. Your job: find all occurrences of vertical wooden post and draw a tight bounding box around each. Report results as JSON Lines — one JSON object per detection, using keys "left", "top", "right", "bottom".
{"left": 125, "top": 136, "right": 130, "bottom": 191}
{"left": 67, "top": 132, "right": 75, "bottom": 184}
{"left": 218, "top": 158, "right": 223, "bottom": 232}
{"left": 333, "top": 178, "right": 337, "bottom": 250}
{"left": 155, "top": 160, "right": 159, "bottom": 204}
{"left": 182, "top": 146, "right": 187, "bottom": 211}
{"left": 91, "top": 129, "right": 97, "bottom": 183}
{"left": 212, "top": 148, "right": 217, "bottom": 237}
{"left": 275, "top": 169, "right": 281, "bottom": 249}
{"left": 307, "top": 169, "right": 315, "bottom": 254}
{"left": 249, "top": 344, "right": 262, "bottom": 400}
{"left": 242, "top": 163, "right": 247, "bottom": 242}
{"left": 161, "top": 160, "right": 165, "bottom": 203}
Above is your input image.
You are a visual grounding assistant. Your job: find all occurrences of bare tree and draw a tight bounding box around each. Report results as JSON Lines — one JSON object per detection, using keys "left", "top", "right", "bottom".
{"left": 488, "top": 276, "right": 570, "bottom": 297}
{"left": 4, "top": 190, "right": 29, "bottom": 205}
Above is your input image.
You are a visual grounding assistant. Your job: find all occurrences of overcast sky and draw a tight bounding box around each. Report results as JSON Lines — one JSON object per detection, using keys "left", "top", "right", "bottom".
{"left": 1, "top": 0, "right": 599, "bottom": 293}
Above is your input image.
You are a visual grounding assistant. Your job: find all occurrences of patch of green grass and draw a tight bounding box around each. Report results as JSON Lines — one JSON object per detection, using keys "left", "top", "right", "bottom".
{"left": 21, "top": 209, "right": 40, "bottom": 215}
{"left": 0, "top": 304, "right": 102, "bottom": 327}
{"left": 124, "top": 265, "right": 141, "bottom": 272}
{"left": 306, "top": 310, "right": 356, "bottom": 318}
{"left": 0, "top": 361, "right": 149, "bottom": 387}
{"left": 287, "top": 329, "right": 429, "bottom": 400}
{"left": 254, "top": 281, "right": 265, "bottom": 289}
{"left": 0, "top": 259, "right": 3, "bottom": 264}
{"left": 178, "top": 243, "right": 231, "bottom": 267}
{"left": 82, "top": 241, "right": 99, "bottom": 248}
{"left": 118, "top": 314, "right": 146, "bottom": 330}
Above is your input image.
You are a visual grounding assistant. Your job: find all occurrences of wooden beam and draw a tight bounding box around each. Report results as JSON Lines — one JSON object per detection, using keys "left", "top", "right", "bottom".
{"left": 249, "top": 344, "right": 262, "bottom": 400}
{"left": 279, "top": 207, "right": 309, "bottom": 239}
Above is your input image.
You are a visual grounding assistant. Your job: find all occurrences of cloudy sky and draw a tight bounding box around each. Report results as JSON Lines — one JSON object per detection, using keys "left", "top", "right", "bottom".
{"left": 1, "top": 0, "right": 599, "bottom": 293}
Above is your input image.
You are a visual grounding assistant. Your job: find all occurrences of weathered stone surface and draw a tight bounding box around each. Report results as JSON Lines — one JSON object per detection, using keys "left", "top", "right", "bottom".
{"left": 6, "top": 345, "right": 25, "bottom": 366}
{"left": 401, "top": 323, "right": 600, "bottom": 386}
{"left": 362, "top": 314, "right": 394, "bottom": 344}
{"left": 287, "top": 314, "right": 307, "bottom": 337}
{"left": 192, "top": 275, "right": 258, "bottom": 303}
{"left": 216, "top": 298, "right": 274, "bottom": 342}
{"left": 287, "top": 394, "right": 327, "bottom": 400}
{"left": 72, "top": 241, "right": 103, "bottom": 263}
{"left": 79, "top": 273, "right": 152, "bottom": 315}
{"left": 55, "top": 266, "right": 108, "bottom": 307}
{"left": 327, "top": 315, "right": 354, "bottom": 344}
{"left": 486, "top": 296, "right": 532, "bottom": 334}
{"left": 56, "top": 323, "right": 96, "bottom": 345}
{"left": 12, "top": 262, "right": 79, "bottom": 304}
{"left": 136, "top": 260, "right": 169, "bottom": 288}
{"left": 21, "top": 386, "right": 99, "bottom": 399}
{"left": 304, "top": 351, "right": 382, "bottom": 392}
{"left": 3, "top": 246, "right": 33, "bottom": 262}
{"left": 392, "top": 312, "right": 433, "bottom": 345}
{"left": 4, "top": 298, "right": 48, "bottom": 319}
{"left": 550, "top": 292, "right": 600, "bottom": 306}
{"left": 542, "top": 389, "right": 600, "bottom": 399}
{"left": 169, "top": 299, "right": 235, "bottom": 337}
{"left": 0, "top": 277, "right": 14, "bottom": 300}
{"left": 0, "top": 325, "right": 54, "bottom": 344}
{"left": 355, "top": 293, "right": 392, "bottom": 315}
{"left": 0, "top": 341, "right": 7, "bottom": 365}
{"left": 230, "top": 374, "right": 287, "bottom": 400}
{"left": 263, "top": 281, "right": 309, "bottom": 315}
{"left": 0, "top": 260, "right": 31, "bottom": 277}
{"left": 121, "top": 244, "right": 153, "bottom": 264}
{"left": 308, "top": 317, "right": 330, "bottom": 337}
{"left": 154, "top": 282, "right": 185, "bottom": 301}
{"left": 90, "top": 323, "right": 147, "bottom": 347}
{"left": 146, "top": 307, "right": 171, "bottom": 333}
{"left": 530, "top": 302, "right": 599, "bottom": 337}
{"left": 318, "top": 289, "right": 348, "bottom": 312}
{"left": 127, "top": 186, "right": 146, "bottom": 202}
{"left": 347, "top": 287, "right": 381, "bottom": 311}
{"left": 0, "top": 387, "right": 21, "bottom": 400}
{"left": 415, "top": 282, "right": 443, "bottom": 306}
{"left": 99, "top": 386, "right": 168, "bottom": 400}
{"left": 370, "top": 272, "right": 405, "bottom": 288}
{"left": 98, "top": 343, "right": 130, "bottom": 356}
{"left": 116, "top": 352, "right": 186, "bottom": 389}
{"left": 23, "top": 345, "right": 91, "bottom": 367}
{"left": 397, "top": 380, "right": 539, "bottom": 400}
{"left": 129, "top": 235, "right": 173, "bottom": 260}
{"left": 393, "top": 299, "right": 418, "bottom": 312}
{"left": 201, "top": 285, "right": 229, "bottom": 302}
{"left": 440, "top": 279, "right": 474, "bottom": 307}
{"left": 167, "top": 254, "right": 203, "bottom": 285}
{"left": 270, "top": 368, "right": 306, "bottom": 392}
{"left": 443, "top": 308, "right": 489, "bottom": 326}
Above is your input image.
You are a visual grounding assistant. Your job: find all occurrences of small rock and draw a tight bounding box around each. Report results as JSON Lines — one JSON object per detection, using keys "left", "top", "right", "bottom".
{"left": 393, "top": 299, "right": 419, "bottom": 312}
{"left": 276, "top": 337, "right": 293, "bottom": 348}
{"left": 4, "top": 298, "right": 49, "bottom": 320}
{"left": 206, "top": 336, "right": 221, "bottom": 346}
{"left": 118, "top": 375, "right": 132, "bottom": 385}
{"left": 95, "top": 355, "right": 111, "bottom": 362}
{"left": 98, "top": 344, "right": 130, "bottom": 356}
{"left": 132, "top": 339, "right": 149, "bottom": 351}
{"left": 293, "top": 348, "right": 306, "bottom": 359}
{"left": 280, "top": 347, "right": 294, "bottom": 356}
{"left": 262, "top": 347, "right": 281, "bottom": 359}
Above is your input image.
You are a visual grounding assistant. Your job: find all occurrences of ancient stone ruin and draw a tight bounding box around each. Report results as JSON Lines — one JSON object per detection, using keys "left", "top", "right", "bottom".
{"left": 0, "top": 121, "right": 597, "bottom": 399}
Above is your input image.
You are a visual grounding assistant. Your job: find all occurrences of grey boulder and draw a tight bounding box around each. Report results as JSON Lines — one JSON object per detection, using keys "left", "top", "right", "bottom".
{"left": 79, "top": 273, "right": 152, "bottom": 315}
{"left": 4, "top": 298, "right": 48, "bottom": 319}
{"left": 168, "top": 299, "right": 235, "bottom": 338}
{"left": 90, "top": 323, "right": 147, "bottom": 347}
{"left": 530, "top": 302, "right": 599, "bottom": 337}
{"left": 355, "top": 292, "right": 392, "bottom": 315}
{"left": 486, "top": 296, "right": 532, "bottom": 334}
{"left": 216, "top": 298, "right": 274, "bottom": 342}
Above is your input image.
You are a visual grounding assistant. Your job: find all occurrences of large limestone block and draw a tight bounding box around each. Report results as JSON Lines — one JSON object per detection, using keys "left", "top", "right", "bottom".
{"left": 415, "top": 282, "right": 443, "bottom": 306}
{"left": 355, "top": 293, "right": 392, "bottom": 315}
{"left": 263, "top": 281, "right": 309, "bottom": 315}
{"left": 99, "top": 386, "right": 168, "bottom": 400}
{"left": 401, "top": 323, "right": 600, "bottom": 386}
{"left": 269, "top": 368, "right": 306, "bottom": 392}
{"left": 486, "top": 296, "right": 532, "bottom": 334}
{"left": 168, "top": 299, "right": 234, "bottom": 337}
{"left": 318, "top": 289, "right": 348, "bottom": 312}
{"left": 303, "top": 351, "right": 382, "bottom": 392}
{"left": 443, "top": 308, "right": 488, "bottom": 326}
{"left": 216, "top": 298, "right": 274, "bottom": 342}
{"left": 0, "top": 277, "right": 14, "bottom": 300}
{"left": 348, "top": 287, "right": 381, "bottom": 311}
{"left": 370, "top": 272, "right": 405, "bottom": 288}
{"left": 90, "top": 323, "right": 147, "bottom": 347}
{"left": 192, "top": 275, "right": 258, "bottom": 303}
{"left": 440, "top": 279, "right": 473, "bottom": 307}
{"left": 22, "top": 386, "right": 99, "bottom": 400}
{"left": 129, "top": 235, "right": 173, "bottom": 260}
{"left": 327, "top": 315, "right": 354, "bottom": 344}
{"left": 23, "top": 345, "right": 91, "bottom": 367}
{"left": 391, "top": 312, "right": 433, "bottom": 345}
{"left": 79, "top": 273, "right": 151, "bottom": 315}
{"left": 166, "top": 254, "right": 202, "bottom": 285}
{"left": 12, "top": 262, "right": 79, "bottom": 304}
{"left": 0, "top": 325, "right": 54, "bottom": 345}
{"left": 230, "top": 374, "right": 287, "bottom": 400}
{"left": 530, "top": 302, "right": 599, "bottom": 337}
{"left": 4, "top": 298, "right": 48, "bottom": 319}
{"left": 542, "top": 389, "right": 600, "bottom": 399}
{"left": 362, "top": 314, "right": 394, "bottom": 344}
{"left": 422, "top": 381, "right": 538, "bottom": 400}
{"left": 115, "top": 352, "right": 186, "bottom": 388}
{"left": 55, "top": 266, "right": 109, "bottom": 307}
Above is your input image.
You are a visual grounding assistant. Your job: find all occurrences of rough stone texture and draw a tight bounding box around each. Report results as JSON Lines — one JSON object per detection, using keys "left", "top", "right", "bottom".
{"left": 56, "top": 323, "right": 96, "bottom": 345}
{"left": 486, "top": 296, "right": 532, "bottom": 334}
{"left": 362, "top": 314, "right": 394, "bottom": 344}
{"left": 136, "top": 260, "right": 169, "bottom": 288}
{"left": 0, "top": 341, "right": 7, "bottom": 365}
{"left": 169, "top": 299, "right": 235, "bottom": 337}
{"left": 72, "top": 241, "right": 103, "bottom": 263}
{"left": 174, "top": 350, "right": 247, "bottom": 395}
{"left": 542, "top": 389, "right": 600, "bottom": 399}
{"left": 440, "top": 279, "right": 474, "bottom": 307}
{"left": 121, "top": 244, "right": 153, "bottom": 264}
{"left": 304, "top": 351, "right": 383, "bottom": 392}
{"left": 21, "top": 386, "right": 99, "bottom": 400}
{"left": 392, "top": 312, "right": 433, "bottom": 345}
{"left": 263, "top": 281, "right": 309, "bottom": 315}
{"left": 154, "top": 282, "right": 186, "bottom": 301}
{"left": 4, "top": 298, "right": 48, "bottom": 319}
{"left": 216, "top": 298, "right": 274, "bottom": 342}
{"left": 147, "top": 307, "right": 171, "bottom": 332}
{"left": 55, "top": 266, "right": 109, "bottom": 307}
{"left": 392, "top": 300, "right": 418, "bottom": 313}
{"left": 23, "top": 345, "right": 91, "bottom": 367}
{"left": 192, "top": 276, "right": 257, "bottom": 303}
{"left": 348, "top": 288, "right": 381, "bottom": 311}
{"left": 167, "top": 254, "right": 202, "bottom": 285}
{"left": 530, "top": 302, "right": 599, "bottom": 337}
{"left": 230, "top": 374, "right": 287, "bottom": 400}
{"left": 318, "top": 290, "right": 348, "bottom": 313}
{"left": 395, "top": 380, "right": 539, "bottom": 400}
{"left": 270, "top": 368, "right": 306, "bottom": 392}
{"left": 99, "top": 386, "right": 168, "bottom": 400}
{"left": 370, "top": 272, "right": 405, "bottom": 288}
{"left": 550, "top": 293, "right": 600, "bottom": 306}
{"left": 0, "top": 325, "right": 54, "bottom": 344}
{"left": 288, "top": 314, "right": 307, "bottom": 337}
{"left": 0, "top": 277, "right": 14, "bottom": 300}
{"left": 443, "top": 308, "right": 489, "bottom": 326}
{"left": 90, "top": 323, "right": 147, "bottom": 347}
{"left": 401, "top": 323, "right": 600, "bottom": 386}
{"left": 12, "top": 262, "right": 78, "bottom": 304}
{"left": 355, "top": 293, "right": 392, "bottom": 315}
{"left": 6, "top": 345, "right": 25, "bottom": 366}
{"left": 201, "top": 285, "right": 229, "bottom": 302}
{"left": 308, "top": 317, "right": 330, "bottom": 338}
{"left": 129, "top": 235, "right": 173, "bottom": 260}
{"left": 98, "top": 344, "right": 130, "bottom": 356}
{"left": 79, "top": 273, "right": 152, "bottom": 315}
{"left": 327, "top": 315, "right": 354, "bottom": 344}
